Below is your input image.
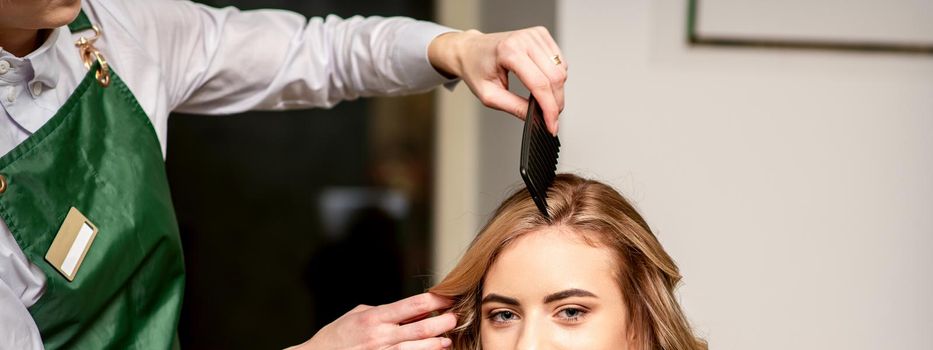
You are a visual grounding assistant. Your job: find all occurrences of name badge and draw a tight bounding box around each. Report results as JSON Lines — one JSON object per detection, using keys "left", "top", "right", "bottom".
{"left": 46, "top": 207, "right": 98, "bottom": 282}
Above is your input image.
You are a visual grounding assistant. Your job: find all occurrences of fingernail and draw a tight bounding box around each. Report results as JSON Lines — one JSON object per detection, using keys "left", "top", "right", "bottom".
{"left": 441, "top": 338, "right": 452, "bottom": 347}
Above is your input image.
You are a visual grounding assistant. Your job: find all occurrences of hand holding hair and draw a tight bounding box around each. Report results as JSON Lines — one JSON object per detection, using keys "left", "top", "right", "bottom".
{"left": 288, "top": 293, "right": 456, "bottom": 350}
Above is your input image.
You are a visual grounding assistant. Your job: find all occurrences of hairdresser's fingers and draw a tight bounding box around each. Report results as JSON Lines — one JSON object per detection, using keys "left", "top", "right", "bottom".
{"left": 392, "top": 313, "right": 458, "bottom": 344}
{"left": 527, "top": 28, "right": 566, "bottom": 110}
{"left": 528, "top": 40, "right": 566, "bottom": 115}
{"left": 376, "top": 293, "right": 454, "bottom": 324}
{"left": 348, "top": 304, "right": 374, "bottom": 314}
{"left": 533, "top": 26, "right": 568, "bottom": 72}
{"left": 529, "top": 27, "right": 566, "bottom": 134}
{"left": 389, "top": 337, "right": 453, "bottom": 350}
{"left": 476, "top": 80, "right": 530, "bottom": 121}
{"left": 503, "top": 50, "right": 561, "bottom": 135}
{"left": 397, "top": 311, "right": 433, "bottom": 326}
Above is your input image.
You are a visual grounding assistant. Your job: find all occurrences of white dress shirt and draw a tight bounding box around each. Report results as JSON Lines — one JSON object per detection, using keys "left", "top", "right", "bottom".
{"left": 0, "top": 0, "right": 455, "bottom": 347}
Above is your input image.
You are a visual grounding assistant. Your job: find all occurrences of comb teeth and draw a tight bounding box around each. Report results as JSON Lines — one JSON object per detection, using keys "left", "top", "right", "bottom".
{"left": 519, "top": 94, "right": 561, "bottom": 218}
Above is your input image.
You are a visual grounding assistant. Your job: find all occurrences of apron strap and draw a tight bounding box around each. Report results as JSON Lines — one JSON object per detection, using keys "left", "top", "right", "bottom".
{"left": 69, "top": 10, "right": 93, "bottom": 33}
{"left": 68, "top": 10, "right": 111, "bottom": 87}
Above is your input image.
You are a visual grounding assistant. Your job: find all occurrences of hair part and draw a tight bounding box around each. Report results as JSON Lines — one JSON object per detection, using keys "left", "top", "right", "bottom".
{"left": 430, "top": 174, "right": 706, "bottom": 350}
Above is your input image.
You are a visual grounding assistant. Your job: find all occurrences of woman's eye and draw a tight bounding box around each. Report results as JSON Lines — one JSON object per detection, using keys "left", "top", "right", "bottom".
{"left": 556, "top": 307, "right": 588, "bottom": 322}
{"left": 489, "top": 310, "right": 519, "bottom": 324}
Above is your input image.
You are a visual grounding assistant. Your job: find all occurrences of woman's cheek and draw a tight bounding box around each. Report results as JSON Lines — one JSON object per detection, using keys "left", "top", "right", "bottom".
{"left": 552, "top": 315, "right": 630, "bottom": 350}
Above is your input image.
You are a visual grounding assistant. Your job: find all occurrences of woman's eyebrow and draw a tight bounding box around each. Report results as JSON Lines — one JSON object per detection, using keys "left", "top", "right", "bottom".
{"left": 543, "top": 289, "right": 598, "bottom": 304}
{"left": 481, "top": 294, "right": 521, "bottom": 306}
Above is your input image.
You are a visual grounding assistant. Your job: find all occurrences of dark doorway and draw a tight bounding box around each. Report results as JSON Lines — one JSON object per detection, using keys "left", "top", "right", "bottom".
{"left": 165, "top": 1, "right": 436, "bottom": 348}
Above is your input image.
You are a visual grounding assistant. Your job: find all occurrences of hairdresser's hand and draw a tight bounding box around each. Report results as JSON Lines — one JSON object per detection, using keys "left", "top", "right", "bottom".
{"left": 428, "top": 27, "right": 568, "bottom": 135}
{"left": 288, "top": 293, "right": 456, "bottom": 350}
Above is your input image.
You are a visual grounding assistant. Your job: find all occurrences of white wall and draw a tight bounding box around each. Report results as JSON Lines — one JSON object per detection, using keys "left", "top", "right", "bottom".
{"left": 557, "top": 0, "right": 933, "bottom": 348}
{"left": 434, "top": 0, "right": 483, "bottom": 281}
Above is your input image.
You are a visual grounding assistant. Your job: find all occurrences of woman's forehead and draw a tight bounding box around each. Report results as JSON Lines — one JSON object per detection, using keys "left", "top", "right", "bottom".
{"left": 482, "top": 226, "right": 622, "bottom": 300}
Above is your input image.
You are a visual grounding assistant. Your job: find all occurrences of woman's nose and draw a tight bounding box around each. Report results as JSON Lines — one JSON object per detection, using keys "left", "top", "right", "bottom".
{"left": 514, "top": 319, "right": 546, "bottom": 350}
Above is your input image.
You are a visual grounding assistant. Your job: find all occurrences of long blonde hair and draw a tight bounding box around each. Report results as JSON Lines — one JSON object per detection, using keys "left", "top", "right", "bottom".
{"left": 430, "top": 174, "right": 706, "bottom": 350}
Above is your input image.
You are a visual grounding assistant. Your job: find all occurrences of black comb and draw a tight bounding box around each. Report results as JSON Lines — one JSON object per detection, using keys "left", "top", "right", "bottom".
{"left": 519, "top": 94, "right": 560, "bottom": 218}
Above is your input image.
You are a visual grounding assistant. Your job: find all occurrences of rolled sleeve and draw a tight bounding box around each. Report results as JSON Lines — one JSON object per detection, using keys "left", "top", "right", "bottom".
{"left": 120, "top": 0, "right": 462, "bottom": 114}
{"left": 391, "top": 21, "right": 460, "bottom": 92}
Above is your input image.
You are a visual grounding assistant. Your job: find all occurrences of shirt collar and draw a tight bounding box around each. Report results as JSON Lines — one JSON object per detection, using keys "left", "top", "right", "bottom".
{"left": 25, "top": 26, "right": 65, "bottom": 90}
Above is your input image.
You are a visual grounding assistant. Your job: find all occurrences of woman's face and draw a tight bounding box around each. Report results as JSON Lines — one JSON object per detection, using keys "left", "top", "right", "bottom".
{"left": 480, "top": 226, "right": 634, "bottom": 350}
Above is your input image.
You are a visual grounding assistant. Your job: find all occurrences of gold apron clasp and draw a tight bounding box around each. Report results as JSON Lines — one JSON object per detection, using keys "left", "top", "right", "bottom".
{"left": 74, "top": 26, "right": 110, "bottom": 87}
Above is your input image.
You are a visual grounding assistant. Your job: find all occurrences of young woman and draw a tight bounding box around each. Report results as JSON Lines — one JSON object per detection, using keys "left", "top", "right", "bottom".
{"left": 432, "top": 174, "right": 707, "bottom": 349}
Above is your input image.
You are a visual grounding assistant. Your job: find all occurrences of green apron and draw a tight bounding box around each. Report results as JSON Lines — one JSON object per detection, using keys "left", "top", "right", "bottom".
{"left": 0, "top": 13, "right": 185, "bottom": 349}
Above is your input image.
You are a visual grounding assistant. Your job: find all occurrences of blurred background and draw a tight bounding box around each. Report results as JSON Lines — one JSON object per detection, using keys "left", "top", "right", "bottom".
{"left": 166, "top": 0, "right": 437, "bottom": 347}
{"left": 166, "top": 0, "right": 933, "bottom": 348}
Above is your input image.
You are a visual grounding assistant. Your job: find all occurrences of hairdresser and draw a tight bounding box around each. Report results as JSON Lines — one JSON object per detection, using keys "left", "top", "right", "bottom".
{"left": 0, "top": 0, "right": 567, "bottom": 349}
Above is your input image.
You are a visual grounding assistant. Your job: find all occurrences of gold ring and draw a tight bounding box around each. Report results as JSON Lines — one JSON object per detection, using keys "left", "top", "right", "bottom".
{"left": 552, "top": 54, "right": 562, "bottom": 65}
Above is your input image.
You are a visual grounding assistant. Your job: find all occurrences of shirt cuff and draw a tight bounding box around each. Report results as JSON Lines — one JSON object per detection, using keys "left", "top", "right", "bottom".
{"left": 393, "top": 20, "right": 461, "bottom": 91}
